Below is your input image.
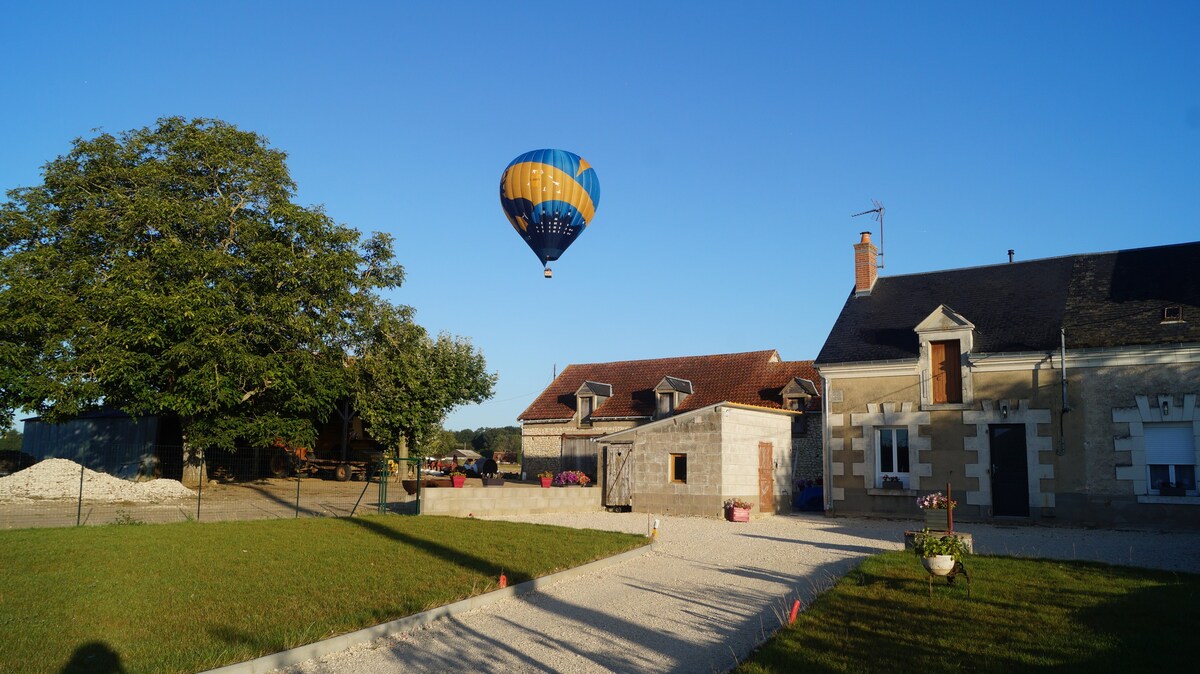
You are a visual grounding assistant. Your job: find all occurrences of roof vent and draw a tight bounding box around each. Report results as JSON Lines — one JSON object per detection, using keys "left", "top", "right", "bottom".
{"left": 1162, "top": 306, "right": 1184, "bottom": 323}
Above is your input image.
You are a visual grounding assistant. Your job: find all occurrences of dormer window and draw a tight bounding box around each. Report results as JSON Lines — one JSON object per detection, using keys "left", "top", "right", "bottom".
{"left": 915, "top": 305, "right": 974, "bottom": 410}
{"left": 656, "top": 392, "right": 675, "bottom": 417}
{"left": 654, "top": 376, "right": 693, "bottom": 419}
{"left": 574, "top": 381, "right": 612, "bottom": 428}
{"left": 781, "top": 377, "right": 819, "bottom": 412}
{"left": 930, "top": 340, "right": 962, "bottom": 404}
{"left": 579, "top": 395, "right": 594, "bottom": 426}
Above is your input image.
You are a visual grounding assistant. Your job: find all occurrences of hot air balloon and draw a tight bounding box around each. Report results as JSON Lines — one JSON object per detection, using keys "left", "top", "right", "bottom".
{"left": 499, "top": 149, "right": 600, "bottom": 278}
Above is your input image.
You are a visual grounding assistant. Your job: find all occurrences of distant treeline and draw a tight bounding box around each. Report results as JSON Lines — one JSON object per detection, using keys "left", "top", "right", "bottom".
{"left": 422, "top": 426, "right": 520, "bottom": 459}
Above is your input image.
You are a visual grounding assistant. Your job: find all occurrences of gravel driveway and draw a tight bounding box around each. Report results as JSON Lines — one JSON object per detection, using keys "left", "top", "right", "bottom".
{"left": 272, "top": 512, "right": 1200, "bottom": 674}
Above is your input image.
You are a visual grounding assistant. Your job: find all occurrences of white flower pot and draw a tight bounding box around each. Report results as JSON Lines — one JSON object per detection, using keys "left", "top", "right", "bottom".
{"left": 922, "top": 554, "right": 956, "bottom": 576}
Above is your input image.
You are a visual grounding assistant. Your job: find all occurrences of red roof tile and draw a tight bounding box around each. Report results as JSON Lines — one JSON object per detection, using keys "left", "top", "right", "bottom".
{"left": 518, "top": 350, "right": 822, "bottom": 421}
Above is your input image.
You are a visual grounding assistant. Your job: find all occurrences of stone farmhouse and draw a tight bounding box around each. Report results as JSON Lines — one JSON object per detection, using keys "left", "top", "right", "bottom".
{"left": 815, "top": 234, "right": 1200, "bottom": 527}
{"left": 518, "top": 351, "right": 821, "bottom": 517}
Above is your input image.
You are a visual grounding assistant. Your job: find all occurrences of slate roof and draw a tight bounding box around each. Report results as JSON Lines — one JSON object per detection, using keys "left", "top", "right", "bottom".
{"left": 816, "top": 240, "right": 1200, "bottom": 364}
{"left": 518, "top": 350, "right": 822, "bottom": 422}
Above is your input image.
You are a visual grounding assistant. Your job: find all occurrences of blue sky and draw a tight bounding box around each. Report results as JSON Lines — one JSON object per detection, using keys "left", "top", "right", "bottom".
{"left": 3, "top": 1, "right": 1197, "bottom": 432}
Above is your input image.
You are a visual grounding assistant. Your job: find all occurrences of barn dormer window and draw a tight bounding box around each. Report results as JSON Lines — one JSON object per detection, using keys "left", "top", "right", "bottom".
{"left": 654, "top": 376, "right": 693, "bottom": 419}
{"left": 781, "top": 377, "right": 819, "bottom": 412}
{"left": 574, "top": 381, "right": 612, "bottom": 428}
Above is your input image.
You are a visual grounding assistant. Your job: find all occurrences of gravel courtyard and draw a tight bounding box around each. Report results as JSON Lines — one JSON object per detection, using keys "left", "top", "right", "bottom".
{"left": 270, "top": 512, "right": 1200, "bottom": 674}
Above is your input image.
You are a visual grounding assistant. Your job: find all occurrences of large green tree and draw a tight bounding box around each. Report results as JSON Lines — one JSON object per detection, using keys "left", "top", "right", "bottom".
{"left": 352, "top": 303, "right": 495, "bottom": 455}
{"left": 0, "top": 117, "right": 414, "bottom": 482}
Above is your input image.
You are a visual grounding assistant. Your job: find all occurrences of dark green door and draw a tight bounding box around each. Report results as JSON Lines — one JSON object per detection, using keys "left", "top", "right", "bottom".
{"left": 990, "top": 424, "right": 1029, "bottom": 517}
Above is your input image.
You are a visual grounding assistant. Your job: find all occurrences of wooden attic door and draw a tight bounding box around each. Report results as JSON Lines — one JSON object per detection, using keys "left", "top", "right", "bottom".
{"left": 931, "top": 340, "right": 962, "bottom": 404}
{"left": 758, "top": 442, "right": 774, "bottom": 513}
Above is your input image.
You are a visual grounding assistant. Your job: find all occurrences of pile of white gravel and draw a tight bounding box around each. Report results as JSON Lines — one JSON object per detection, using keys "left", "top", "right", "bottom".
{"left": 0, "top": 458, "right": 194, "bottom": 502}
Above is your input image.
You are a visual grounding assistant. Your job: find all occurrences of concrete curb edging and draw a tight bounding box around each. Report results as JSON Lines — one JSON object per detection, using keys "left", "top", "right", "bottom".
{"left": 202, "top": 542, "right": 657, "bottom": 674}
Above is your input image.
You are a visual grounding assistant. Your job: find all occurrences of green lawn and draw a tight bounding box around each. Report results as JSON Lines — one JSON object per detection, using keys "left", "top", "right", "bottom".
{"left": 736, "top": 552, "right": 1200, "bottom": 673}
{"left": 0, "top": 515, "right": 648, "bottom": 674}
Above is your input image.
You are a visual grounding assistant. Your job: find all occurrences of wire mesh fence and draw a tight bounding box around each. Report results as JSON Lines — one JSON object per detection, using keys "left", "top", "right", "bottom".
{"left": 0, "top": 443, "right": 421, "bottom": 529}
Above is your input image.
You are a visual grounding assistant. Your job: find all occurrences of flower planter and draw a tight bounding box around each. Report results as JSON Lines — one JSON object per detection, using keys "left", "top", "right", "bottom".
{"left": 540, "top": 476, "right": 552, "bottom": 488}
{"left": 1159, "top": 484, "right": 1186, "bottom": 496}
{"left": 922, "top": 554, "right": 956, "bottom": 576}
{"left": 451, "top": 474, "right": 466, "bottom": 488}
{"left": 481, "top": 477, "right": 505, "bottom": 487}
{"left": 923, "top": 509, "right": 948, "bottom": 530}
{"left": 725, "top": 506, "right": 750, "bottom": 522}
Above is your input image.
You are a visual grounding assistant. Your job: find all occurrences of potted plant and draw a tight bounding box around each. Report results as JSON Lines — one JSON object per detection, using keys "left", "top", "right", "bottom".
{"left": 538, "top": 471, "right": 554, "bottom": 488}
{"left": 912, "top": 530, "right": 969, "bottom": 576}
{"left": 450, "top": 468, "right": 467, "bottom": 488}
{"left": 1158, "top": 480, "right": 1186, "bottom": 496}
{"left": 881, "top": 475, "right": 903, "bottom": 489}
{"left": 724, "top": 498, "right": 753, "bottom": 522}
{"left": 916, "top": 491, "right": 957, "bottom": 530}
{"left": 553, "top": 470, "right": 591, "bottom": 487}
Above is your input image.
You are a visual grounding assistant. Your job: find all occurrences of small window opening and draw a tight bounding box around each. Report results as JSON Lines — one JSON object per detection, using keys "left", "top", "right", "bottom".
{"left": 670, "top": 453, "right": 688, "bottom": 483}
{"left": 1162, "top": 306, "right": 1184, "bottom": 323}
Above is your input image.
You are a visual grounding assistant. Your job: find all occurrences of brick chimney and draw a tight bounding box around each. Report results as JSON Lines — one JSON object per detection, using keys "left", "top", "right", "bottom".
{"left": 854, "top": 231, "right": 878, "bottom": 296}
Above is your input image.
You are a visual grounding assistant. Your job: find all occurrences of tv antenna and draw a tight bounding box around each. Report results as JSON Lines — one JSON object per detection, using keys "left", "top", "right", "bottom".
{"left": 851, "top": 199, "right": 885, "bottom": 269}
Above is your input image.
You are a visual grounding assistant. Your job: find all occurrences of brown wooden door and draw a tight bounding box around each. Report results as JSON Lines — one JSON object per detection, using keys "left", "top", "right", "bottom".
{"left": 758, "top": 442, "right": 774, "bottom": 513}
{"left": 931, "top": 340, "right": 962, "bottom": 404}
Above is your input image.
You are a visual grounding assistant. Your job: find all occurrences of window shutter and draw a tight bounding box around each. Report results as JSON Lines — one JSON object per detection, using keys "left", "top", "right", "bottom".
{"left": 931, "top": 340, "right": 961, "bottom": 404}
{"left": 1145, "top": 424, "right": 1196, "bottom": 465}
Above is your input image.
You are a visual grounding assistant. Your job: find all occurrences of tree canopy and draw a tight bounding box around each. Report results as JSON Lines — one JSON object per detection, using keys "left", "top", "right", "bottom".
{"left": 353, "top": 304, "right": 495, "bottom": 453}
{"left": 0, "top": 117, "right": 492, "bottom": 458}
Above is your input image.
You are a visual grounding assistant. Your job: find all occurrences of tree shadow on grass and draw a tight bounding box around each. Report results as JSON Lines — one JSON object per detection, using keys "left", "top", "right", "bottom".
{"left": 59, "top": 641, "right": 126, "bottom": 674}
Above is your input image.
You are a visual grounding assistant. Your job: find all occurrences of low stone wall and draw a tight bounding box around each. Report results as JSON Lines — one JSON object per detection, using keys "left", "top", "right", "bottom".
{"left": 419, "top": 484, "right": 602, "bottom": 517}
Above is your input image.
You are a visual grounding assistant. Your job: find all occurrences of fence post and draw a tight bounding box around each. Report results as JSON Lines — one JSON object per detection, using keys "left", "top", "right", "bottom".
{"left": 76, "top": 461, "right": 85, "bottom": 526}
{"left": 195, "top": 456, "right": 203, "bottom": 521}
{"left": 378, "top": 459, "right": 389, "bottom": 514}
{"left": 294, "top": 465, "right": 301, "bottom": 518}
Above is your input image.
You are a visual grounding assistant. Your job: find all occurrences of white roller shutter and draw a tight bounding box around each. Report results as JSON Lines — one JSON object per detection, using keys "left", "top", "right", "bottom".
{"left": 1145, "top": 423, "right": 1196, "bottom": 465}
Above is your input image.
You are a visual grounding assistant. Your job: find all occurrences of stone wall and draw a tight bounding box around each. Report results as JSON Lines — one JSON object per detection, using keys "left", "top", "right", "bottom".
{"left": 823, "top": 352, "right": 1200, "bottom": 528}
{"left": 519, "top": 418, "right": 639, "bottom": 480}
{"left": 791, "top": 414, "right": 823, "bottom": 482}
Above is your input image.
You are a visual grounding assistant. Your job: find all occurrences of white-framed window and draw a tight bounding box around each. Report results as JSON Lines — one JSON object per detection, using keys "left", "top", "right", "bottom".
{"left": 1145, "top": 423, "right": 1197, "bottom": 495}
{"left": 876, "top": 427, "right": 910, "bottom": 488}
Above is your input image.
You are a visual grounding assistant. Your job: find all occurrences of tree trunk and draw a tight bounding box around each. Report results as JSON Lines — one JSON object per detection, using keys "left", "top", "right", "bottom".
{"left": 180, "top": 431, "right": 208, "bottom": 488}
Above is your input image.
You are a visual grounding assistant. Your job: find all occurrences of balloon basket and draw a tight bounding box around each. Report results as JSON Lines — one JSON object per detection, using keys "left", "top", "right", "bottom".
{"left": 544, "top": 268, "right": 553, "bottom": 278}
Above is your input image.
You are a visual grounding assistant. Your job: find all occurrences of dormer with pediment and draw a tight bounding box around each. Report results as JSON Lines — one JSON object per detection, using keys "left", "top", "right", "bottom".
{"left": 574, "top": 381, "right": 611, "bottom": 428}
{"left": 654, "top": 376, "right": 693, "bottom": 419}
{"left": 914, "top": 305, "right": 975, "bottom": 409}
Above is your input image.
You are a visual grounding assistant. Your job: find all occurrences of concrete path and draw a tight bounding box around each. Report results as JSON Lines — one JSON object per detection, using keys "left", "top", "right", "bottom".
{"left": 269, "top": 513, "right": 1200, "bottom": 674}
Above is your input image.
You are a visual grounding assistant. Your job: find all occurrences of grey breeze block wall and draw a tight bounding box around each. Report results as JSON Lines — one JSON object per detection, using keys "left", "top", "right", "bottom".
{"left": 629, "top": 407, "right": 793, "bottom": 518}
{"left": 420, "top": 485, "right": 602, "bottom": 517}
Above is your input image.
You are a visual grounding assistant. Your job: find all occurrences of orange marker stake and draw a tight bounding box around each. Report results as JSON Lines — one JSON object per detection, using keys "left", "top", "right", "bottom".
{"left": 499, "top": 572, "right": 507, "bottom": 589}
{"left": 789, "top": 599, "right": 801, "bottom": 624}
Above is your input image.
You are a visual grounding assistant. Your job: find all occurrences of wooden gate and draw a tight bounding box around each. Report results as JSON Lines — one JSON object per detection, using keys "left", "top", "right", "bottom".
{"left": 604, "top": 443, "right": 633, "bottom": 507}
{"left": 758, "top": 442, "right": 774, "bottom": 513}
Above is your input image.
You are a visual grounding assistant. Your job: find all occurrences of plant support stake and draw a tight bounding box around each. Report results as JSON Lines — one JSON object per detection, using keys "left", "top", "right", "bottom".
{"left": 76, "top": 461, "right": 85, "bottom": 526}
